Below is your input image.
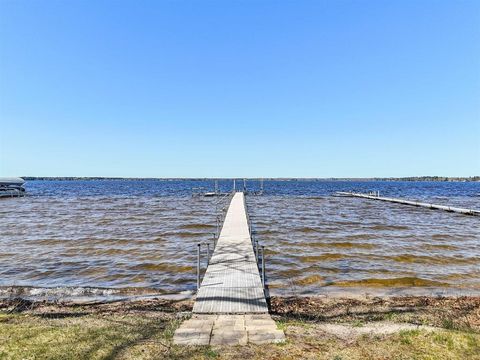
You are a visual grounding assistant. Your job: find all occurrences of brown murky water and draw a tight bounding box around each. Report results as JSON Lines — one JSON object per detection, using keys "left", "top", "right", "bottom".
{"left": 0, "top": 180, "right": 479, "bottom": 298}
{"left": 0, "top": 195, "right": 217, "bottom": 294}
{"left": 248, "top": 196, "right": 480, "bottom": 295}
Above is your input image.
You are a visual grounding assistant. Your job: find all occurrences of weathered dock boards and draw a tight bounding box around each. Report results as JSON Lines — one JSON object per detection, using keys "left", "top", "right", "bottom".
{"left": 194, "top": 191, "right": 267, "bottom": 313}
{"left": 174, "top": 192, "right": 284, "bottom": 345}
{"left": 337, "top": 192, "right": 480, "bottom": 216}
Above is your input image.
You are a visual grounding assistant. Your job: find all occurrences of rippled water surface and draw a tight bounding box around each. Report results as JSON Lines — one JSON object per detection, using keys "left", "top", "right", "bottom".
{"left": 1, "top": 180, "right": 479, "bottom": 297}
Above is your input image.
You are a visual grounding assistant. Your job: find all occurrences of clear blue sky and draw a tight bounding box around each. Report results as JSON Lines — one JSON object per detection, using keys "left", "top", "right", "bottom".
{"left": 1, "top": 0, "right": 479, "bottom": 178}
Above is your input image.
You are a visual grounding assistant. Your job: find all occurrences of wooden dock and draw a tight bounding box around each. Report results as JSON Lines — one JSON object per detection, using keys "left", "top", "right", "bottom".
{"left": 337, "top": 192, "right": 480, "bottom": 216}
{"left": 174, "top": 192, "right": 284, "bottom": 345}
{"left": 194, "top": 191, "right": 267, "bottom": 314}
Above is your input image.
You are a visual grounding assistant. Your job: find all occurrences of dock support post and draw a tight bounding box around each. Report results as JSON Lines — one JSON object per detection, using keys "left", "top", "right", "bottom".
{"left": 206, "top": 243, "right": 210, "bottom": 265}
{"left": 255, "top": 240, "right": 259, "bottom": 264}
{"left": 261, "top": 246, "right": 265, "bottom": 288}
{"left": 197, "top": 243, "right": 201, "bottom": 291}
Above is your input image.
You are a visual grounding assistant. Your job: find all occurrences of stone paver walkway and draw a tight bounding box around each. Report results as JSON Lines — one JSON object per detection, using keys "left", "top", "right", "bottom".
{"left": 173, "top": 314, "right": 285, "bottom": 345}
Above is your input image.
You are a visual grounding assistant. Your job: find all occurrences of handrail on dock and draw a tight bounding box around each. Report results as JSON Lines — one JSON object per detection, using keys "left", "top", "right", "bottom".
{"left": 196, "top": 191, "right": 236, "bottom": 290}
{"left": 243, "top": 192, "right": 268, "bottom": 291}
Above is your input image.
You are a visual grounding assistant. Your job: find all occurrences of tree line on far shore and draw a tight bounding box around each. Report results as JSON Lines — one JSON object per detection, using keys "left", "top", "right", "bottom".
{"left": 20, "top": 176, "right": 480, "bottom": 182}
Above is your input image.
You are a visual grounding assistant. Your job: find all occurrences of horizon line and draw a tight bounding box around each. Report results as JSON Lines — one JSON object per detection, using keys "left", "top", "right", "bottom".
{"left": 17, "top": 176, "right": 480, "bottom": 181}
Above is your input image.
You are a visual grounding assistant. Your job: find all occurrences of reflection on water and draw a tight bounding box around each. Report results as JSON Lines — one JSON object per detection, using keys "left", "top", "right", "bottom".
{"left": 0, "top": 180, "right": 479, "bottom": 297}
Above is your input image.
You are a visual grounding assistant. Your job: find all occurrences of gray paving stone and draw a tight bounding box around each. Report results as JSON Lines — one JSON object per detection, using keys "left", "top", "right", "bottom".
{"left": 244, "top": 314, "right": 272, "bottom": 321}
{"left": 210, "top": 330, "right": 248, "bottom": 346}
{"left": 174, "top": 314, "right": 285, "bottom": 345}
{"left": 213, "top": 320, "right": 236, "bottom": 326}
{"left": 173, "top": 335, "right": 211, "bottom": 346}
{"left": 245, "top": 325, "right": 278, "bottom": 333}
{"left": 248, "top": 330, "right": 286, "bottom": 344}
{"left": 246, "top": 320, "right": 276, "bottom": 325}
{"left": 214, "top": 325, "right": 246, "bottom": 332}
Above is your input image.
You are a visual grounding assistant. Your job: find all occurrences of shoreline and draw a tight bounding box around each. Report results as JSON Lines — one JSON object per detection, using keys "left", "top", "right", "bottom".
{"left": 2, "top": 294, "right": 479, "bottom": 326}
{"left": 3, "top": 285, "right": 480, "bottom": 305}
{"left": 1, "top": 294, "right": 479, "bottom": 359}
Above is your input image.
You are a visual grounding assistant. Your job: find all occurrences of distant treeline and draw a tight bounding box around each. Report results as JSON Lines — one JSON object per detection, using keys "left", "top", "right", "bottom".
{"left": 372, "top": 176, "right": 480, "bottom": 182}
{"left": 21, "top": 176, "right": 480, "bottom": 182}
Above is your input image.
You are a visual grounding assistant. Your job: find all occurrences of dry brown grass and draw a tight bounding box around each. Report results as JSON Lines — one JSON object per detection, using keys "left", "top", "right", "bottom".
{"left": 0, "top": 296, "right": 479, "bottom": 359}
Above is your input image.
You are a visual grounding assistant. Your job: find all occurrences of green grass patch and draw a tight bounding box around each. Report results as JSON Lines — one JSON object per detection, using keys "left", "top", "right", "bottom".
{"left": 351, "top": 320, "right": 364, "bottom": 328}
{"left": 275, "top": 320, "right": 287, "bottom": 330}
{"left": 204, "top": 347, "right": 219, "bottom": 358}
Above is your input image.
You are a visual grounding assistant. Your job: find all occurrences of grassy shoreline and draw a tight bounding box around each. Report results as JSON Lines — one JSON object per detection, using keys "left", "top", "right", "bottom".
{"left": 1, "top": 296, "right": 479, "bottom": 359}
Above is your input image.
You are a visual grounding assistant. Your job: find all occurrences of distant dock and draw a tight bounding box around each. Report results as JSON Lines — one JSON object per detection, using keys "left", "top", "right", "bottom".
{"left": 337, "top": 191, "right": 480, "bottom": 216}
{"left": 193, "top": 179, "right": 264, "bottom": 197}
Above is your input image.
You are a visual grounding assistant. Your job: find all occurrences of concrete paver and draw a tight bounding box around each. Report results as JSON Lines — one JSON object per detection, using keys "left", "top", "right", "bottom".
{"left": 174, "top": 313, "right": 285, "bottom": 345}
{"left": 211, "top": 329, "right": 248, "bottom": 346}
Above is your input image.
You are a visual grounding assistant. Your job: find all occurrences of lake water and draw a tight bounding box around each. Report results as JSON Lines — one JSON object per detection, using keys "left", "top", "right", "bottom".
{"left": 0, "top": 180, "right": 479, "bottom": 299}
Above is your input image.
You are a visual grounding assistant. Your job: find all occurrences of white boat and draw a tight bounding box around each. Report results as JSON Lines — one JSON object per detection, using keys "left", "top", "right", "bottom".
{"left": 0, "top": 177, "right": 26, "bottom": 198}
